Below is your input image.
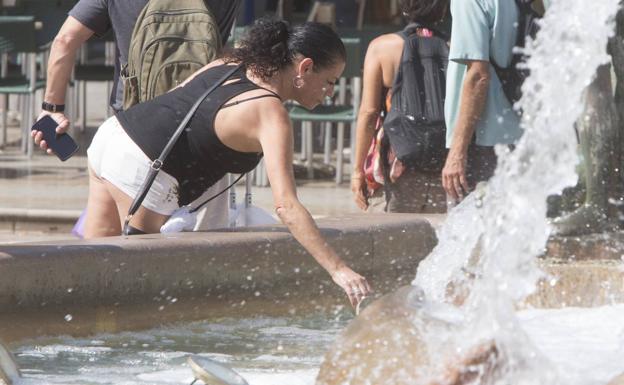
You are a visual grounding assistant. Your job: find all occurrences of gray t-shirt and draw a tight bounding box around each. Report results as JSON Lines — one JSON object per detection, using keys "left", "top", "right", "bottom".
{"left": 69, "top": 0, "right": 242, "bottom": 111}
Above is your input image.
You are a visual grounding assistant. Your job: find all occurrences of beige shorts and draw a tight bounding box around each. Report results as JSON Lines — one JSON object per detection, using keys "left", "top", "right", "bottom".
{"left": 87, "top": 116, "right": 180, "bottom": 215}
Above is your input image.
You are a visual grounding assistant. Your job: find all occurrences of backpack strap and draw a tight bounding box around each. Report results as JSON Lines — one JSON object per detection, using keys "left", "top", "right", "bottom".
{"left": 490, "top": 0, "right": 540, "bottom": 104}
{"left": 122, "top": 63, "right": 244, "bottom": 235}
{"left": 392, "top": 27, "right": 428, "bottom": 126}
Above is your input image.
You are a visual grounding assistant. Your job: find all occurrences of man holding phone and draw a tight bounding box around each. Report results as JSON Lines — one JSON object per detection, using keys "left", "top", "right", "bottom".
{"left": 34, "top": 0, "right": 243, "bottom": 145}
{"left": 32, "top": 0, "right": 243, "bottom": 231}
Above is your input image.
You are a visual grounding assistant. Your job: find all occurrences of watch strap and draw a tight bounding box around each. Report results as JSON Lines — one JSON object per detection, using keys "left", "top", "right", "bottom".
{"left": 41, "top": 101, "right": 65, "bottom": 113}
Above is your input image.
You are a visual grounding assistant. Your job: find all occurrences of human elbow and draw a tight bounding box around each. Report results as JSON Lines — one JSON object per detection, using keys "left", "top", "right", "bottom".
{"left": 274, "top": 200, "right": 298, "bottom": 225}
{"left": 52, "top": 31, "right": 82, "bottom": 52}
{"left": 469, "top": 66, "right": 490, "bottom": 89}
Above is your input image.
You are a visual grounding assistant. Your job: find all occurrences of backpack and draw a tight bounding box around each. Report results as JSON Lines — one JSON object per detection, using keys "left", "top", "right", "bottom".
{"left": 121, "top": 0, "right": 222, "bottom": 110}
{"left": 382, "top": 23, "right": 449, "bottom": 173}
{"left": 492, "top": 0, "right": 541, "bottom": 106}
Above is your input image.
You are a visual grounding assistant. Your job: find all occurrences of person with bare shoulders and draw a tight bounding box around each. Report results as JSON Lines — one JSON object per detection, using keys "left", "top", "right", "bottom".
{"left": 351, "top": 0, "right": 449, "bottom": 213}
{"left": 84, "top": 18, "right": 372, "bottom": 307}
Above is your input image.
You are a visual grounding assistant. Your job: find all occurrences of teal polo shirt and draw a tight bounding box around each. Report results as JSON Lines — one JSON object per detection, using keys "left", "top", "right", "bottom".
{"left": 444, "top": 0, "right": 523, "bottom": 147}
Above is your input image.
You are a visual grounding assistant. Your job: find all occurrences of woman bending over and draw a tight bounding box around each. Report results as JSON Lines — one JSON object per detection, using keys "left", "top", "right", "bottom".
{"left": 84, "top": 19, "right": 371, "bottom": 306}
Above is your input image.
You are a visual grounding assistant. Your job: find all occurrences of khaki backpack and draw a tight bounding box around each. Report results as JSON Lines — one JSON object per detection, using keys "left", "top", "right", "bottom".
{"left": 122, "top": 0, "right": 222, "bottom": 110}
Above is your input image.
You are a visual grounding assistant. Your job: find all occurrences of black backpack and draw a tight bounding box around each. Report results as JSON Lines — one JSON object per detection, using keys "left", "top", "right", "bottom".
{"left": 382, "top": 23, "right": 449, "bottom": 172}
{"left": 492, "top": 0, "right": 541, "bottom": 106}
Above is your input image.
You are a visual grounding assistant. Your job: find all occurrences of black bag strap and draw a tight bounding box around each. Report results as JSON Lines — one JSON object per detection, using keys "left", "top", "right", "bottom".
{"left": 122, "top": 63, "right": 243, "bottom": 235}
{"left": 393, "top": 25, "right": 428, "bottom": 123}
{"left": 188, "top": 173, "right": 245, "bottom": 214}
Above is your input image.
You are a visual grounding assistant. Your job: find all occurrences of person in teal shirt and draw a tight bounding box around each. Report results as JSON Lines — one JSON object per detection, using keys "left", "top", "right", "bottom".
{"left": 442, "top": 0, "right": 525, "bottom": 204}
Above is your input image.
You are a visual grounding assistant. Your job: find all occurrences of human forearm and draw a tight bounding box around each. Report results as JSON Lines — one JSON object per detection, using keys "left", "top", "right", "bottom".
{"left": 275, "top": 199, "right": 344, "bottom": 273}
{"left": 351, "top": 109, "right": 379, "bottom": 210}
{"left": 276, "top": 198, "right": 372, "bottom": 306}
{"left": 450, "top": 64, "right": 490, "bottom": 155}
{"left": 353, "top": 109, "right": 379, "bottom": 176}
{"left": 34, "top": 22, "right": 92, "bottom": 152}
{"left": 443, "top": 61, "right": 490, "bottom": 201}
{"left": 44, "top": 31, "right": 89, "bottom": 104}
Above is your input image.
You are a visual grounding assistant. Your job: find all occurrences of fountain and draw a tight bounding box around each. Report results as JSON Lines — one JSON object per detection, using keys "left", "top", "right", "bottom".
{"left": 318, "top": 0, "right": 624, "bottom": 384}
{"left": 2, "top": 0, "right": 624, "bottom": 384}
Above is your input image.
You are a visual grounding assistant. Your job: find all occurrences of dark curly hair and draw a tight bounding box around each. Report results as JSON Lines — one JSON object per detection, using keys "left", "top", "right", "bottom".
{"left": 398, "top": 0, "right": 449, "bottom": 24}
{"left": 226, "top": 18, "right": 346, "bottom": 81}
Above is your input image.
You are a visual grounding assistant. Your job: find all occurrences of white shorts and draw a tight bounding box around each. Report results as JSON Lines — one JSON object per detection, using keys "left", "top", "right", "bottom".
{"left": 87, "top": 116, "right": 180, "bottom": 216}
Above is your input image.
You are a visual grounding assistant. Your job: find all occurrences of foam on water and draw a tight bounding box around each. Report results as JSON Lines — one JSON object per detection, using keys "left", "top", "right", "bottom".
{"left": 12, "top": 306, "right": 624, "bottom": 385}
{"left": 13, "top": 316, "right": 341, "bottom": 384}
{"left": 520, "top": 305, "right": 624, "bottom": 385}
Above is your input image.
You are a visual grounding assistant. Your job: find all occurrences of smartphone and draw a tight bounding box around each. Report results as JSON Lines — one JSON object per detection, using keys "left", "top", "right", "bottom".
{"left": 31, "top": 115, "right": 79, "bottom": 161}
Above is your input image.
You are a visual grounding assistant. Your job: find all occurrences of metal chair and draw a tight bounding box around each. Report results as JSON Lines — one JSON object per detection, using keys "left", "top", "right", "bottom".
{"left": 287, "top": 37, "right": 362, "bottom": 184}
{"left": 307, "top": 0, "right": 367, "bottom": 29}
{"left": 0, "top": 15, "right": 46, "bottom": 154}
{"left": 71, "top": 31, "right": 116, "bottom": 132}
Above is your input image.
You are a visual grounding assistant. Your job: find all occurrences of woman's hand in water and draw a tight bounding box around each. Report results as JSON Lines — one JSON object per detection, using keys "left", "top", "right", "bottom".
{"left": 331, "top": 265, "right": 372, "bottom": 308}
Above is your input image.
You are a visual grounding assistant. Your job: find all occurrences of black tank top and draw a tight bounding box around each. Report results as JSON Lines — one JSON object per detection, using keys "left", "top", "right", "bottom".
{"left": 116, "top": 65, "right": 279, "bottom": 206}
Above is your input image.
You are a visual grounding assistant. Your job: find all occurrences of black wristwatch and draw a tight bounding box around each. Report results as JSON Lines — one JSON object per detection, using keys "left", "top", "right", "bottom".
{"left": 41, "top": 101, "right": 65, "bottom": 113}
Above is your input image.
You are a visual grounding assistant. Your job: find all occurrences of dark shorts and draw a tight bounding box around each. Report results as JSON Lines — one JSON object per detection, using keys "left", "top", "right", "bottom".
{"left": 446, "top": 145, "right": 501, "bottom": 208}
{"left": 465, "top": 145, "right": 498, "bottom": 187}
{"left": 368, "top": 169, "right": 447, "bottom": 214}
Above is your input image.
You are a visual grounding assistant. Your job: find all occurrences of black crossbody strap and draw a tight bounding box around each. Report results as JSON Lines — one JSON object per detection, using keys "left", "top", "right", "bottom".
{"left": 189, "top": 173, "right": 245, "bottom": 213}
{"left": 123, "top": 63, "right": 244, "bottom": 235}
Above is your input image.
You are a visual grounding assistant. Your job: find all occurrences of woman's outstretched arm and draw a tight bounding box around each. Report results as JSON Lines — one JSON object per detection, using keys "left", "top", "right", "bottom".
{"left": 257, "top": 104, "right": 372, "bottom": 307}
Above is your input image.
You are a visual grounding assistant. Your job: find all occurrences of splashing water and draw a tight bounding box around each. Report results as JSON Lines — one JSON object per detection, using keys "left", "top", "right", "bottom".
{"left": 413, "top": 0, "right": 621, "bottom": 383}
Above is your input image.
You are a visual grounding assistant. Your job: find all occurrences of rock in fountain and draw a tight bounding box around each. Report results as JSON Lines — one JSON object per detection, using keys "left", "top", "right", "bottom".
{"left": 316, "top": 286, "right": 501, "bottom": 385}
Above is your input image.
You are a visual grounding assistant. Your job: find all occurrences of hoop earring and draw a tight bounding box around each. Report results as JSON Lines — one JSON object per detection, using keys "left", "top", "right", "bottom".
{"left": 293, "top": 75, "right": 305, "bottom": 89}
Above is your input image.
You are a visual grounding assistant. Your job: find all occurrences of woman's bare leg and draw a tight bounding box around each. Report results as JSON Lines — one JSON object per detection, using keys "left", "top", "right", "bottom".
{"left": 84, "top": 167, "right": 122, "bottom": 238}
{"left": 102, "top": 179, "right": 170, "bottom": 234}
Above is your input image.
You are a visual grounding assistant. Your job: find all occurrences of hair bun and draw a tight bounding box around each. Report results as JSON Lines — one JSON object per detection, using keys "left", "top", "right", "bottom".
{"left": 275, "top": 19, "right": 290, "bottom": 41}
{"left": 226, "top": 17, "right": 345, "bottom": 82}
{"left": 269, "top": 20, "right": 291, "bottom": 62}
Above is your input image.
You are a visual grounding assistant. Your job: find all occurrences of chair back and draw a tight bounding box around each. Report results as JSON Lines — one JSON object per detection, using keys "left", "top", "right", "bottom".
{"left": 227, "top": 25, "right": 248, "bottom": 47}
{"left": 0, "top": 15, "right": 36, "bottom": 53}
{"left": 0, "top": 0, "right": 21, "bottom": 10}
{"left": 339, "top": 26, "right": 397, "bottom": 62}
{"left": 341, "top": 37, "right": 362, "bottom": 79}
{"left": 5, "top": 0, "right": 74, "bottom": 45}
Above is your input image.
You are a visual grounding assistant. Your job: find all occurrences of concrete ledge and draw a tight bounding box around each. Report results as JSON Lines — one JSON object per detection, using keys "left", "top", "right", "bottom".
{"left": 527, "top": 258, "right": 624, "bottom": 308}
{"left": 0, "top": 208, "right": 81, "bottom": 233}
{"left": 547, "top": 232, "right": 624, "bottom": 261}
{"left": 0, "top": 213, "right": 438, "bottom": 311}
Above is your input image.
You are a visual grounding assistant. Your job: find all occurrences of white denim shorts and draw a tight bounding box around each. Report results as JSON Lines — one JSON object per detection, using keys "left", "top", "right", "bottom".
{"left": 87, "top": 116, "right": 180, "bottom": 215}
